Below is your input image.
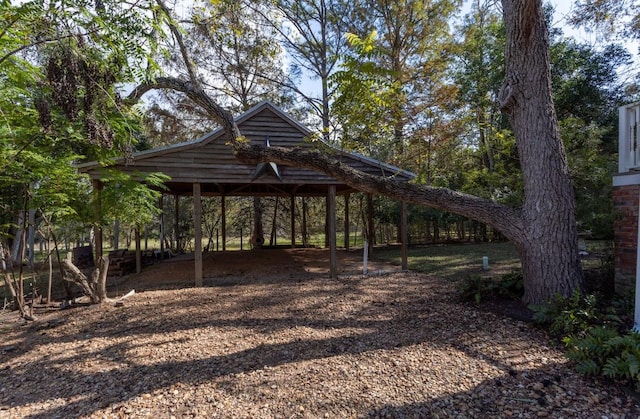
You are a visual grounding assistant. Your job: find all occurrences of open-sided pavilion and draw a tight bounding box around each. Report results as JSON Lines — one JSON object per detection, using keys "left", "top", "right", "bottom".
{"left": 78, "top": 101, "right": 415, "bottom": 285}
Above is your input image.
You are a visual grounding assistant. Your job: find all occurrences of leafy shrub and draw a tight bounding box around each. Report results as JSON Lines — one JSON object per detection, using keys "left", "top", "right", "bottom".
{"left": 531, "top": 290, "right": 639, "bottom": 389}
{"left": 458, "top": 275, "right": 492, "bottom": 304}
{"left": 563, "top": 326, "right": 620, "bottom": 374}
{"left": 564, "top": 327, "right": 640, "bottom": 390}
{"left": 458, "top": 270, "right": 524, "bottom": 304}
{"left": 529, "top": 290, "right": 622, "bottom": 340}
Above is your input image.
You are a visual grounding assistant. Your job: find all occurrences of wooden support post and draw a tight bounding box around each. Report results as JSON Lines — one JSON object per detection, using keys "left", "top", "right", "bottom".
{"left": 270, "top": 197, "right": 279, "bottom": 247}
{"left": 291, "top": 195, "right": 296, "bottom": 248}
{"left": 344, "top": 194, "right": 350, "bottom": 250}
{"left": 367, "top": 193, "right": 375, "bottom": 258}
{"left": 135, "top": 227, "right": 142, "bottom": 274}
{"left": 328, "top": 185, "right": 337, "bottom": 278}
{"left": 174, "top": 194, "right": 180, "bottom": 252}
{"left": 193, "top": 183, "right": 203, "bottom": 287}
{"left": 92, "top": 179, "right": 103, "bottom": 262}
{"left": 252, "top": 197, "right": 264, "bottom": 249}
{"left": 159, "top": 195, "right": 165, "bottom": 260}
{"left": 302, "top": 198, "right": 308, "bottom": 247}
{"left": 221, "top": 196, "right": 226, "bottom": 251}
{"left": 401, "top": 201, "right": 408, "bottom": 270}
{"left": 325, "top": 194, "right": 330, "bottom": 248}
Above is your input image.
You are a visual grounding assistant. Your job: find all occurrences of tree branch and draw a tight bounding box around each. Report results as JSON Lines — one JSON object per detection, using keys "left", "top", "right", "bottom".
{"left": 156, "top": 0, "right": 199, "bottom": 85}
{"left": 233, "top": 143, "right": 525, "bottom": 241}
{"left": 122, "top": 2, "right": 525, "bottom": 245}
{"left": 127, "top": 75, "right": 524, "bottom": 242}
{"left": 127, "top": 77, "right": 240, "bottom": 140}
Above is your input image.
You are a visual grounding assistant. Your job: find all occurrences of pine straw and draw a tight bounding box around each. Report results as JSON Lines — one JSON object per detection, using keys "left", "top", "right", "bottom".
{"left": 0, "top": 271, "right": 638, "bottom": 418}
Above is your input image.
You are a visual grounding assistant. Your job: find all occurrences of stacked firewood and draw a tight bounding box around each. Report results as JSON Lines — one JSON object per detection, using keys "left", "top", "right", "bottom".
{"left": 107, "top": 249, "right": 136, "bottom": 277}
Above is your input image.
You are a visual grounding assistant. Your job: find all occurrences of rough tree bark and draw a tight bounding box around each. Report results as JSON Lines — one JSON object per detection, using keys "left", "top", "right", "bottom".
{"left": 498, "top": 0, "right": 583, "bottom": 302}
{"left": 61, "top": 253, "right": 109, "bottom": 304}
{"left": 125, "top": 0, "right": 582, "bottom": 304}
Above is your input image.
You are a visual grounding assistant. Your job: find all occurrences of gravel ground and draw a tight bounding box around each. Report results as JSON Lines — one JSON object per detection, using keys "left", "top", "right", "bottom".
{"left": 0, "top": 262, "right": 639, "bottom": 418}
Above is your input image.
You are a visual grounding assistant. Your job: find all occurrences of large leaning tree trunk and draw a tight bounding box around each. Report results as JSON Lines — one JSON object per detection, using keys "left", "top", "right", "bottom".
{"left": 236, "top": 0, "right": 582, "bottom": 304}
{"left": 127, "top": 0, "right": 582, "bottom": 305}
{"left": 498, "top": 0, "right": 583, "bottom": 302}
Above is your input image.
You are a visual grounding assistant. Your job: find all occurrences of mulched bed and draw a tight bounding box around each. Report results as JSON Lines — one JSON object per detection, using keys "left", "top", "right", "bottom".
{"left": 0, "top": 251, "right": 638, "bottom": 418}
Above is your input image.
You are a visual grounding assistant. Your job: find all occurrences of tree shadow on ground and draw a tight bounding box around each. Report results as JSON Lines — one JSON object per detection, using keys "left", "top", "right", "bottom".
{"left": 0, "top": 272, "right": 636, "bottom": 418}
{"left": 364, "top": 364, "right": 638, "bottom": 418}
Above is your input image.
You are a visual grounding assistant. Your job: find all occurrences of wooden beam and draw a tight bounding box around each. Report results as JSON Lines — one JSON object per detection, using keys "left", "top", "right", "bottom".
{"left": 221, "top": 195, "right": 226, "bottom": 251}
{"left": 291, "top": 195, "right": 296, "bottom": 248}
{"left": 328, "top": 185, "right": 337, "bottom": 278}
{"left": 174, "top": 194, "right": 180, "bottom": 252}
{"left": 302, "top": 197, "right": 308, "bottom": 247}
{"left": 159, "top": 195, "right": 165, "bottom": 260}
{"left": 401, "top": 201, "right": 408, "bottom": 270}
{"left": 344, "top": 193, "right": 350, "bottom": 250}
{"left": 194, "top": 183, "right": 203, "bottom": 287}
{"left": 367, "top": 193, "right": 375, "bottom": 258}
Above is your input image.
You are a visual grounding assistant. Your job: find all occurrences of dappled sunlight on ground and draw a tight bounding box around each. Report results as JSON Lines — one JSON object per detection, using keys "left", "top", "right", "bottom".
{"left": 0, "top": 250, "right": 639, "bottom": 418}
{"left": 1, "top": 267, "right": 637, "bottom": 417}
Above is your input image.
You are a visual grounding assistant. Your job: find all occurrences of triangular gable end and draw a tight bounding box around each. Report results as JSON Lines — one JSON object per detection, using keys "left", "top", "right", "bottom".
{"left": 78, "top": 100, "right": 414, "bottom": 196}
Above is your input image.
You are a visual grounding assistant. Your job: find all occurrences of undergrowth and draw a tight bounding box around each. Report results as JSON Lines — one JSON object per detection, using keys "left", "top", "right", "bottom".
{"left": 458, "top": 270, "right": 523, "bottom": 304}
{"left": 458, "top": 261, "right": 640, "bottom": 391}
{"left": 529, "top": 291, "right": 624, "bottom": 340}
{"left": 530, "top": 290, "right": 639, "bottom": 390}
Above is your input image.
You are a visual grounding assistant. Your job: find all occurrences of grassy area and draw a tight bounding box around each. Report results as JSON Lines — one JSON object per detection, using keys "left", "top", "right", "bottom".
{"left": 374, "top": 240, "right": 614, "bottom": 282}
{"left": 374, "top": 242, "right": 521, "bottom": 280}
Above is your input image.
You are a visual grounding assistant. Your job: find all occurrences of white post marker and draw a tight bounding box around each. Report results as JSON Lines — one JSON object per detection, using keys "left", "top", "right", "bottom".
{"left": 363, "top": 240, "right": 369, "bottom": 275}
{"left": 482, "top": 256, "right": 489, "bottom": 270}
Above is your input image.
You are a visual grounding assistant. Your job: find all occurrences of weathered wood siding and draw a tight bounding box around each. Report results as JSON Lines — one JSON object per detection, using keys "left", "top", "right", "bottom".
{"left": 81, "top": 102, "right": 413, "bottom": 196}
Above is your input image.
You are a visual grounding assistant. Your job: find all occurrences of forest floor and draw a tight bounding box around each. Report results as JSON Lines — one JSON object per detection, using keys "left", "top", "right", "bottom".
{"left": 0, "top": 248, "right": 638, "bottom": 418}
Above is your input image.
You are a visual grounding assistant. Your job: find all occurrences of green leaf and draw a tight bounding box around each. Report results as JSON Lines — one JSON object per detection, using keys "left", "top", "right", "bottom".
{"left": 576, "top": 359, "right": 600, "bottom": 376}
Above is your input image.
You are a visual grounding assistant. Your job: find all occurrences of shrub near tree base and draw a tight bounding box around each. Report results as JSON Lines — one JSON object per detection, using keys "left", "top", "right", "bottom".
{"left": 564, "top": 327, "right": 640, "bottom": 391}
{"left": 458, "top": 274, "right": 640, "bottom": 390}
{"left": 529, "top": 291, "right": 624, "bottom": 340}
{"left": 458, "top": 270, "right": 524, "bottom": 304}
{"left": 530, "top": 291, "right": 640, "bottom": 390}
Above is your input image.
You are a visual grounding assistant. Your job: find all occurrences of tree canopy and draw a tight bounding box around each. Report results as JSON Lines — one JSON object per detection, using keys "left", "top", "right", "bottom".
{"left": 1, "top": 0, "right": 637, "bottom": 306}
